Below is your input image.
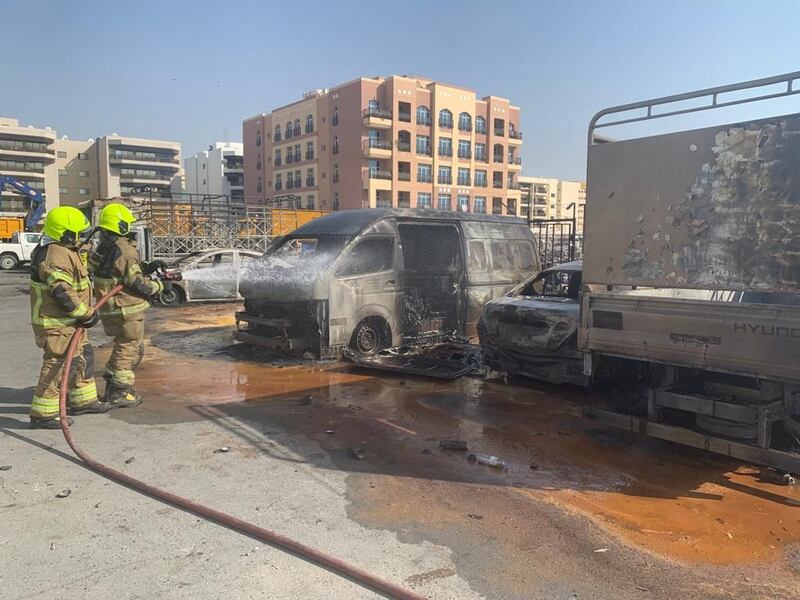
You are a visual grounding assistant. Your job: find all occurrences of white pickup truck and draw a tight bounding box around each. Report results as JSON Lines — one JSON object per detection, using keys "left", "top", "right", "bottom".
{"left": 0, "top": 231, "right": 41, "bottom": 270}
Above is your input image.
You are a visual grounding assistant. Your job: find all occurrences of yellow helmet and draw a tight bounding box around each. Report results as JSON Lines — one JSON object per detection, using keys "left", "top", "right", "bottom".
{"left": 43, "top": 206, "right": 91, "bottom": 244}
{"left": 98, "top": 202, "right": 137, "bottom": 236}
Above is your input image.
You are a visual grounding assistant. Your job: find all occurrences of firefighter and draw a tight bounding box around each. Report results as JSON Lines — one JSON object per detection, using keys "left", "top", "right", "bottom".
{"left": 90, "top": 202, "right": 167, "bottom": 407}
{"left": 30, "top": 206, "right": 109, "bottom": 429}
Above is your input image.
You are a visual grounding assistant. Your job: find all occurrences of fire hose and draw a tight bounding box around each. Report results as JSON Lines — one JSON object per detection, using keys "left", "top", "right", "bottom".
{"left": 58, "top": 284, "right": 425, "bottom": 600}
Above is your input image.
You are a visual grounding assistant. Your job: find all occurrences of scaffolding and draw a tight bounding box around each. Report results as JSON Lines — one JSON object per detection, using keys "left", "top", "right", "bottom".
{"left": 92, "top": 192, "right": 328, "bottom": 258}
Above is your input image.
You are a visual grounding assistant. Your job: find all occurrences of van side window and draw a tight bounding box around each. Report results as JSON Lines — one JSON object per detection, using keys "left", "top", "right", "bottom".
{"left": 338, "top": 237, "right": 394, "bottom": 277}
{"left": 492, "top": 240, "right": 536, "bottom": 271}
{"left": 468, "top": 240, "right": 488, "bottom": 272}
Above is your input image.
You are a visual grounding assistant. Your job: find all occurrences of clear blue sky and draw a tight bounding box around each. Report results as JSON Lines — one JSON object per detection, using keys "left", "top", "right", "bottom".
{"left": 5, "top": 0, "right": 800, "bottom": 180}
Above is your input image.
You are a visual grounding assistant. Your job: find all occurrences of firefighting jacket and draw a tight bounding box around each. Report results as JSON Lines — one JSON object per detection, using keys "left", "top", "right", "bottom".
{"left": 30, "top": 242, "right": 92, "bottom": 334}
{"left": 89, "top": 235, "right": 163, "bottom": 318}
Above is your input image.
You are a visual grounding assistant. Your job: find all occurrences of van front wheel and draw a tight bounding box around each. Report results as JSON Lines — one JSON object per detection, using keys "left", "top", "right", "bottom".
{"left": 350, "top": 317, "right": 390, "bottom": 356}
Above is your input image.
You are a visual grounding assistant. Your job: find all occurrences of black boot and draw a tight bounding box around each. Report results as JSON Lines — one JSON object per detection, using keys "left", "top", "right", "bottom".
{"left": 105, "top": 383, "right": 143, "bottom": 408}
{"left": 69, "top": 401, "right": 112, "bottom": 416}
{"left": 30, "top": 416, "right": 74, "bottom": 429}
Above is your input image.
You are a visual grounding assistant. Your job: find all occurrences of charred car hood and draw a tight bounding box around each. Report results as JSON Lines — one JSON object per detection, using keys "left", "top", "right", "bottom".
{"left": 478, "top": 295, "right": 579, "bottom": 352}
{"left": 239, "top": 256, "right": 330, "bottom": 302}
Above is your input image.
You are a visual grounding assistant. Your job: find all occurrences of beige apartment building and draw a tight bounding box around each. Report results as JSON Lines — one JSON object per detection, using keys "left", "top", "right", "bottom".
{"left": 243, "top": 75, "right": 523, "bottom": 214}
{"left": 0, "top": 117, "right": 59, "bottom": 214}
{"left": 519, "top": 175, "right": 586, "bottom": 232}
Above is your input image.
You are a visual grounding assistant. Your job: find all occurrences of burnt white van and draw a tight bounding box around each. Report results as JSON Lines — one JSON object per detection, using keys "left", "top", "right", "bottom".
{"left": 235, "top": 208, "right": 539, "bottom": 358}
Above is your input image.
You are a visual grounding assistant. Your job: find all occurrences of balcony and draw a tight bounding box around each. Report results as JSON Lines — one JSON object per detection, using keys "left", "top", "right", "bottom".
{"left": 508, "top": 157, "right": 522, "bottom": 169}
{"left": 0, "top": 162, "right": 45, "bottom": 176}
{"left": 305, "top": 151, "right": 315, "bottom": 160}
{"left": 507, "top": 181, "right": 520, "bottom": 190}
{"left": 475, "top": 154, "right": 488, "bottom": 163}
{"left": 294, "top": 153, "right": 301, "bottom": 163}
{"left": 286, "top": 154, "right": 294, "bottom": 164}
{"left": 305, "top": 124, "right": 314, "bottom": 134}
{"left": 397, "top": 141, "right": 411, "bottom": 152}
{"left": 369, "top": 169, "right": 392, "bottom": 180}
{"left": 509, "top": 130, "right": 523, "bottom": 144}
{"left": 398, "top": 171, "right": 411, "bottom": 182}
{"left": 457, "top": 150, "right": 472, "bottom": 160}
{"left": 306, "top": 178, "right": 315, "bottom": 187}
{"left": 274, "top": 158, "right": 282, "bottom": 167}
{"left": 416, "top": 146, "right": 432, "bottom": 156}
{"left": 362, "top": 139, "right": 392, "bottom": 159}
{"left": 417, "top": 173, "right": 432, "bottom": 183}
{"left": 362, "top": 107, "right": 392, "bottom": 129}
{"left": 438, "top": 147, "right": 453, "bottom": 157}
{"left": 363, "top": 169, "right": 393, "bottom": 191}
{"left": 109, "top": 151, "right": 179, "bottom": 168}
{"left": 493, "top": 180, "right": 503, "bottom": 189}
{"left": 398, "top": 112, "right": 412, "bottom": 123}
{"left": 493, "top": 155, "right": 504, "bottom": 163}
{"left": 119, "top": 172, "right": 173, "bottom": 183}
{"left": 457, "top": 178, "right": 471, "bottom": 186}
{"left": 0, "top": 140, "right": 55, "bottom": 162}
{"left": 475, "top": 179, "right": 487, "bottom": 188}
{"left": 273, "top": 133, "right": 281, "bottom": 142}
{"left": 293, "top": 127, "right": 301, "bottom": 137}
{"left": 438, "top": 175, "right": 452, "bottom": 185}
{"left": 439, "top": 120, "right": 453, "bottom": 130}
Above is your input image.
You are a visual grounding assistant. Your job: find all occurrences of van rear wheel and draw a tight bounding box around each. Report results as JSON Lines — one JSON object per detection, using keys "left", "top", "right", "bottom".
{"left": 0, "top": 253, "right": 19, "bottom": 270}
{"left": 350, "top": 317, "right": 390, "bottom": 355}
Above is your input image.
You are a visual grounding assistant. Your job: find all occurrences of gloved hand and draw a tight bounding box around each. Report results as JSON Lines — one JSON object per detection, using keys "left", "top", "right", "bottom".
{"left": 142, "top": 259, "right": 168, "bottom": 275}
{"left": 159, "top": 280, "right": 174, "bottom": 297}
{"left": 77, "top": 308, "right": 101, "bottom": 329}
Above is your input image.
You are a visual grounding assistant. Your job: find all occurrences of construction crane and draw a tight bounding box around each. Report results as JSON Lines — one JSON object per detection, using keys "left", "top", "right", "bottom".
{"left": 0, "top": 174, "right": 46, "bottom": 231}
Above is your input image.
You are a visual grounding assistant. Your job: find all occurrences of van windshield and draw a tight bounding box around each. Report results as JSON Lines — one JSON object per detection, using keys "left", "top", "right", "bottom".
{"left": 266, "top": 234, "right": 350, "bottom": 267}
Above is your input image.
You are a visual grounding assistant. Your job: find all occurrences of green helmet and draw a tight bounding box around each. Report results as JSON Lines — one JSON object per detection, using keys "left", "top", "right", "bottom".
{"left": 98, "top": 202, "right": 137, "bottom": 236}
{"left": 43, "top": 206, "right": 91, "bottom": 245}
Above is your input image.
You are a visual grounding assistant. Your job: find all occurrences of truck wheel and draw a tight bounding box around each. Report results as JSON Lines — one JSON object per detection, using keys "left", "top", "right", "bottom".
{"left": 0, "top": 253, "right": 19, "bottom": 270}
{"left": 158, "top": 286, "right": 185, "bottom": 307}
{"left": 350, "top": 317, "right": 390, "bottom": 355}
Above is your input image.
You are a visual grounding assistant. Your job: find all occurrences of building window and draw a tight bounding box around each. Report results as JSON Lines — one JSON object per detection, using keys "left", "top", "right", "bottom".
{"left": 507, "top": 173, "right": 516, "bottom": 189}
{"left": 306, "top": 141, "right": 314, "bottom": 160}
{"left": 493, "top": 171, "right": 503, "bottom": 188}
{"left": 494, "top": 118, "right": 505, "bottom": 136}
{"left": 475, "top": 143, "right": 486, "bottom": 161}
{"left": 274, "top": 149, "right": 282, "bottom": 166}
{"left": 286, "top": 172, "right": 294, "bottom": 189}
{"left": 475, "top": 116, "right": 486, "bottom": 134}
{"left": 79, "top": 188, "right": 90, "bottom": 195}
{"left": 59, "top": 187, "right": 68, "bottom": 194}
{"left": 492, "top": 198, "right": 503, "bottom": 214}
{"left": 333, "top": 163, "right": 339, "bottom": 183}
{"left": 295, "top": 170, "right": 301, "bottom": 188}
{"left": 257, "top": 177, "right": 262, "bottom": 193}
{"left": 397, "top": 130, "right": 411, "bottom": 152}
{"left": 367, "top": 99, "right": 379, "bottom": 114}
{"left": 275, "top": 174, "right": 282, "bottom": 190}
{"left": 57, "top": 151, "right": 67, "bottom": 158}
{"left": 202, "top": 163, "right": 206, "bottom": 170}
{"left": 306, "top": 114, "right": 314, "bottom": 133}
{"left": 457, "top": 167, "right": 470, "bottom": 186}
{"left": 332, "top": 135, "right": 339, "bottom": 154}
{"left": 437, "top": 165, "right": 452, "bottom": 185}
{"left": 332, "top": 106, "right": 339, "bottom": 126}
{"left": 257, "top": 158, "right": 261, "bottom": 170}
{"left": 333, "top": 191, "right": 340, "bottom": 210}
{"left": 417, "top": 192, "right": 432, "bottom": 208}
{"left": 294, "top": 144, "right": 301, "bottom": 162}
{"left": 438, "top": 136, "right": 452, "bottom": 157}
{"left": 416, "top": 134, "right": 431, "bottom": 155}
{"left": 457, "top": 194, "right": 470, "bottom": 212}
{"left": 306, "top": 194, "right": 315, "bottom": 209}
{"left": 437, "top": 193, "right": 451, "bottom": 210}
{"left": 306, "top": 168, "right": 315, "bottom": 187}
{"left": 475, "top": 170, "right": 487, "bottom": 187}
{"left": 416, "top": 105, "right": 431, "bottom": 126}
{"left": 78, "top": 152, "right": 89, "bottom": 160}
{"left": 397, "top": 191, "right": 411, "bottom": 208}
{"left": 438, "top": 109, "right": 453, "bottom": 129}
{"left": 293, "top": 119, "right": 301, "bottom": 137}
{"left": 257, "top": 130, "right": 263, "bottom": 146}
{"left": 285, "top": 122, "right": 292, "bottom": 139}
{"left": 507, "top": 198, "right": 517, "bottom": 215}
{"left": 273, "top": 126, "right": 280, "bottom": 142}
{"left": 58, "top": 169, "right": 68, "bottom": 176}
{"left": 474, "top": 196, "right": 486, "bottom": 213}
{"left": 398, "top": 101, "right": 411, "bottom": 122}
{"left": 78, "top": 170, "right": 89, "bottom": 177}
{"left": 457, "top": 139, "right": 471, "bottom": 159}
{"left": 417, "top": 163, "right": 432, "bottom": 183}
{"left": 493, "top": 144, "right": 504, "bottom": 163}
{"left": 458, "top": 112, "right": 472, "bottom": 132}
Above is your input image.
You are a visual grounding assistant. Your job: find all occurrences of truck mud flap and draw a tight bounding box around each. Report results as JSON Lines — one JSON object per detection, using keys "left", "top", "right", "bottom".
{"left": 343, "top": 343, "right": 483, "bottom": 379}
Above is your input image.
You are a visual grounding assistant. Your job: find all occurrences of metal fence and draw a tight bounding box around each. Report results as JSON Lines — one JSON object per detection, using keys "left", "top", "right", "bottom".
{"left": 529, "top": 218, "right": 582, "bottom": 268}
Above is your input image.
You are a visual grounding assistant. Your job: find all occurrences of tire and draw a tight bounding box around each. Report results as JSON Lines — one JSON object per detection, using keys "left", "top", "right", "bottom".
{"left": 350, "top": 317, "right": 391, "bottom": 356}
{"left": 0, "top": 253, "right": 19, "bottom": 270}
{"left": 158, "top": 285, "right": 185, "bottom": 307}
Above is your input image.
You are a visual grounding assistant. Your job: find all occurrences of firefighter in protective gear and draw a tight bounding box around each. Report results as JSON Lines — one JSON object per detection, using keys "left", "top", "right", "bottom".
{"left": 90, "top": 202, "right": 164, "bottom": 407}
{"left": 30, "top": 207, "right": 110, "bottom": 429}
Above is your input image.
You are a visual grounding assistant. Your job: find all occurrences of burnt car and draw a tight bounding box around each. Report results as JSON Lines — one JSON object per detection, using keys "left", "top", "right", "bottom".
{"left": 158, "top": 249, "right": 261, "bottom": 305}
{"left": 478, "top": 260, "right": 587, "bottom": 385}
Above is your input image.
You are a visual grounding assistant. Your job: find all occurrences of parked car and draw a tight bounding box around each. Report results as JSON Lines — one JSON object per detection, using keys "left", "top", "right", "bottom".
{"left": 478, "top": 260, "right": 586, "bottom": 385}
{"left": 158, "top": 248, "right": 261, "bottom": 305}
{"left": 235, "top": 208, "right": 541, "bottom": 358}
{"left": 0, "top": 231, "right": 42, "bottom": 270}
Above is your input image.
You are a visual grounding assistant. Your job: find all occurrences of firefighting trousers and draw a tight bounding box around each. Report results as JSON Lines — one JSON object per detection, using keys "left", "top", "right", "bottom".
{"left": 31, "top": 329, "right": 98, "bottom": 420}
{"left": 101, "top": 314, "right": 145, "bottom": 389}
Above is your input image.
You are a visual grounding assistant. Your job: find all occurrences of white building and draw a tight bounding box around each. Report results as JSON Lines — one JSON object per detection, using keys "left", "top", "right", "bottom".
{"left": 184, "top": 142, "right": 244, "bottom": 202}
{"left": 519, "top": 175, "right": 586, "bottom": 233}
{"left": 0, "top": 117, "right": 59, "bottom": 214}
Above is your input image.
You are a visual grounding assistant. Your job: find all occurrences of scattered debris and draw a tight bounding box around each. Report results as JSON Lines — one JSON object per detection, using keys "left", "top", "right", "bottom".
{"left": 758, "top": 469, "right": 797, "bottom": 486}
{"left": 213, "top": 447, "right": 231, "bottom": 454}
{"left": 0, "top": 465, "right": 12, "bottom": 471}
{"left": 50, "top": 542, "right": 55, "bottom": 551}
{"left": 467, "top": 453, "right": 508, "bottom": 469}
{"left": 421, "top": 448, "right": 433, "bottom": 455}
{"left": 94, "top": 502, "right": 101, "bottom": 509}
{"left": 343, "top": 342, "right": 482, "bottom": 379}
{"left": 439, "top": 440, "right": 468, "bottom": 451}
{"left": 350, "top": 447, "right": 366, "bottom": 460}
{"left": 593, "top": 548, "right": 610, "bottom": 553}
{"left": 716, "top": 517, "right": 726, "bottom": 525}
{"left": 467, "top": 514, "right": 483, "bottom": 520}
{"left": 347, "top": 403, "right": 362, "bottom": 411}
{"left": 302, "top": 352, "right": 315, "bottom": 361}
{"left": 529, "top": 463, "right": 539, "bottom": 470}
{"left": 55, "top": 489, "right": 71, "bottom": 499}
{"left": 298, "top": 395, "right": 313, "bottom": 406}
{"left": 324, "top": 429, "right": 335, "bottom": 435}
{"left": 726, "top": 532, "right": 734, "bottom": 539}
{"left": 124, "top": 457, "right": 135, "bottom": 465}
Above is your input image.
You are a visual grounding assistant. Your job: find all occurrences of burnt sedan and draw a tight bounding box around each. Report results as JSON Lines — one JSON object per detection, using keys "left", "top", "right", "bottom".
{"left": 478, "top": 260, "right": 587, "bottom": 385}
